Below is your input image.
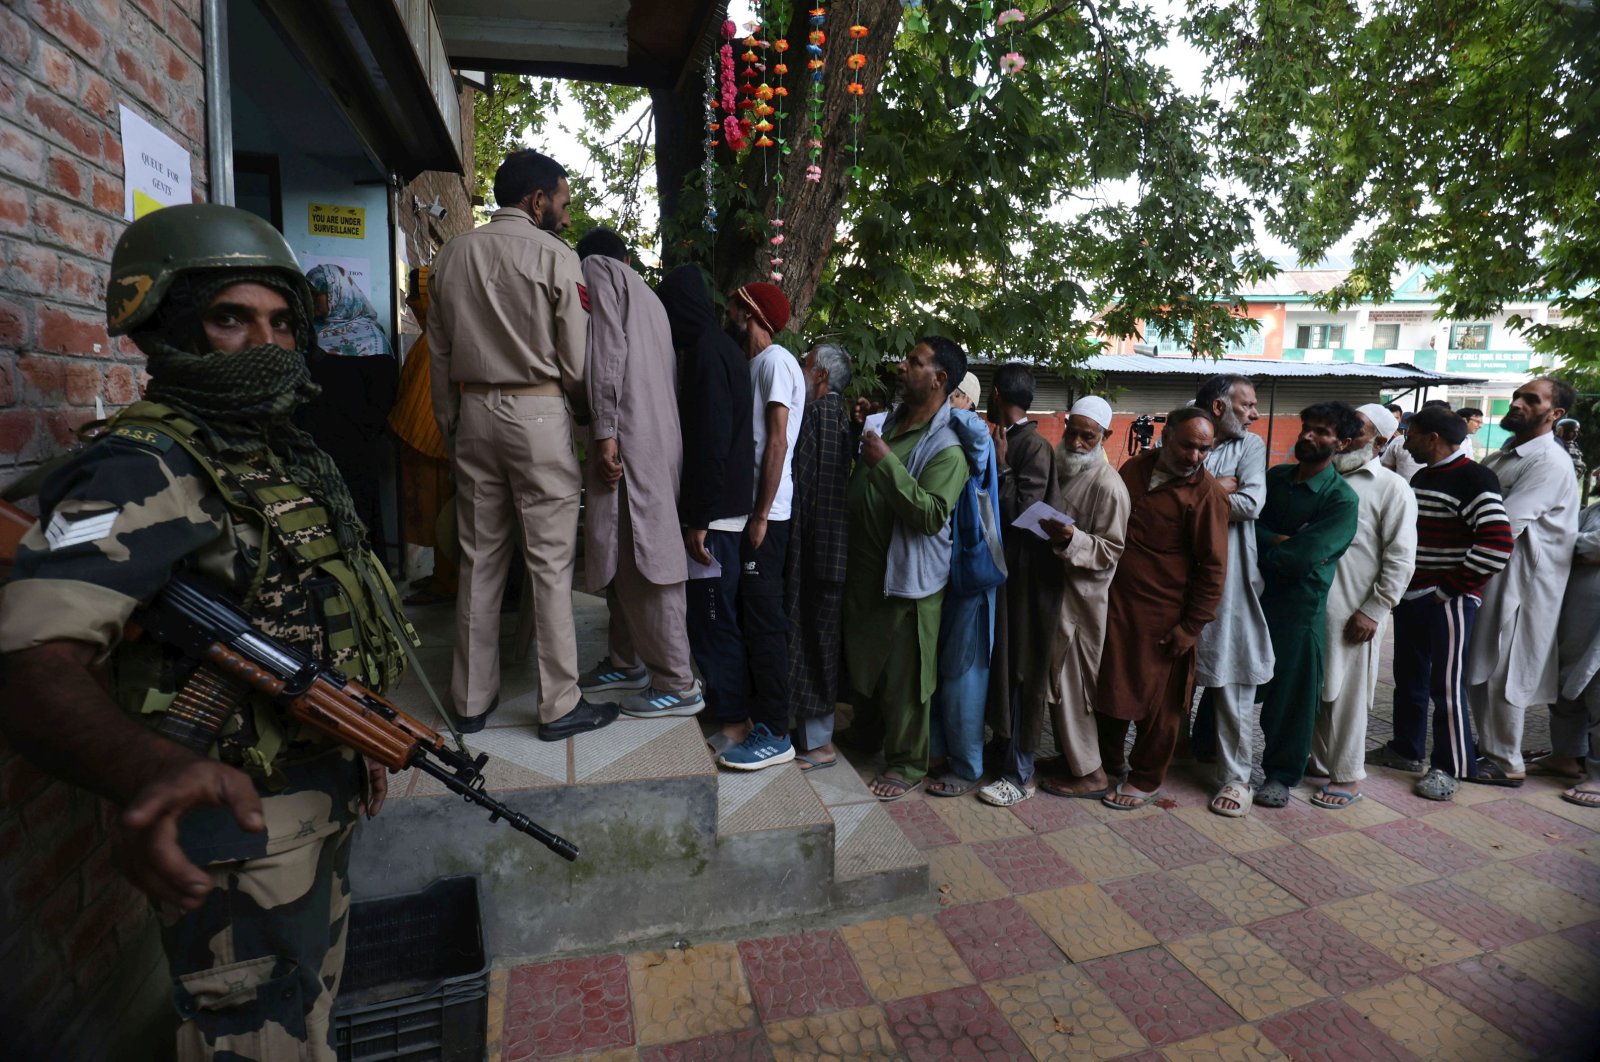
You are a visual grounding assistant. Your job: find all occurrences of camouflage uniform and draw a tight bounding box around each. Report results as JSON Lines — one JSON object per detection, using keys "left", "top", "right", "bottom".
{"left": 0, "top": 406, "right": 398, "bottom": 1059}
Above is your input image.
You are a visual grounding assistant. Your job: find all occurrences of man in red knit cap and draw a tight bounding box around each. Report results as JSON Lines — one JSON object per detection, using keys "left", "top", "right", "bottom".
{"left": 713, "top": 282, "right": 807, "bottom": 770}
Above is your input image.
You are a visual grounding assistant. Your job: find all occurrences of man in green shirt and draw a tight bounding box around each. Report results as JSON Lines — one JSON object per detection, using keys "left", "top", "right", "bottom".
{"left": 840, "top": 337, "right": 970, "bottom": 800}
{"left": 1255, "top": 402, "right": 1362, "bottom": 808}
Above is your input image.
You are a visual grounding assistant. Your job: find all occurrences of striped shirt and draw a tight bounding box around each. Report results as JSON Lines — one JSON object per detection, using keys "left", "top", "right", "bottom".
{"left": 1407, "top": 455, "right": 1514, "bottom": 599}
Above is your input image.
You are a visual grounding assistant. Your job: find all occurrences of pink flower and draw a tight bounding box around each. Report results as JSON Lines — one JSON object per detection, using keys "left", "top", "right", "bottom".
{"left": 1000, "top": 52, "right": 1026, "bottom": 75}
{"left": 808, "top": 138, "right": 823, "bottom": 149}
{"left": 722, "top": 19, "right": 737, "bottom": 39}
{"left": 805, "top": 164, "right": 822, "bottom": 181}
{"left": 997, "top": 8, "right": 1025, "bottom": 26}
{"left": 772, "top": 219, "right": 784, "bottom": 227}
{"left": 770, "top": 234, "right": 785, "bottom": 245}
{"left": 770, "top": 272, "right": 784, "bottom": 281}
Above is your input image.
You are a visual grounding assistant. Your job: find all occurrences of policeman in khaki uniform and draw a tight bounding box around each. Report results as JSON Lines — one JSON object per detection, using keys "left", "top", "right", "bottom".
{"left": 428, "top": 149, "right": 615, "bottom": 739}
{"left": 0, "top": 204, "right": 411, "bottom": 1060}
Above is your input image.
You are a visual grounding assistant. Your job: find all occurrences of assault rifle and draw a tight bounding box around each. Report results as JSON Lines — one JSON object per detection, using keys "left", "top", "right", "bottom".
{"left": 136, "top": 573, "right": 579, "bottom": 861}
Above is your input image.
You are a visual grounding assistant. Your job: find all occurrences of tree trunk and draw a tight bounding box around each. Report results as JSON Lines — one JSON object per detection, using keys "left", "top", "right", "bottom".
{"left": 654, "top": 1, "right": 904, "bottom": 325}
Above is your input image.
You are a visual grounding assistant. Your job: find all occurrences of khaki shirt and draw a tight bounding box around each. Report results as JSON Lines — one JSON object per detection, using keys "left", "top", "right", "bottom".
{"left": 427, "top": 207, "right": 589, "bottom": 437}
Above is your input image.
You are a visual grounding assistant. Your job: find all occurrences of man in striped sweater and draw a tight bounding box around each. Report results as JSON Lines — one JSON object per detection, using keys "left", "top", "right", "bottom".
{"left": 1369, "top": 406, "right": 1514, "bottom": 800}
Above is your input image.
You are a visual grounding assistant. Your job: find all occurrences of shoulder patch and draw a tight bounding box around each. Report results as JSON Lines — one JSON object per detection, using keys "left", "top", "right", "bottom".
{"left": 109, "top": 424, "right": 175, "bottom": 453}
{"left": 45, "top": 508, "right": 120, "bottom": 550}
{"left": 577, "top": 283, "right": 591, "bottom": 312}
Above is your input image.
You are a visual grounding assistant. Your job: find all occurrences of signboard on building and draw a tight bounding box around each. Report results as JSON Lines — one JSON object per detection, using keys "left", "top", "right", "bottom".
{"left": 1449, "top": 350, "right": 1531, "bottom": 375}
{"left": 308, "top": 202, "right": 367, "bottom": 239}
{"left": 119, "top": 105, "right": 192, "bottom": 219}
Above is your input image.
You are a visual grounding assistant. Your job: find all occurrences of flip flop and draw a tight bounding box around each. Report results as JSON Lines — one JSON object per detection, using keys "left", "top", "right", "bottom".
{"left": 1526, "top": 759, "right": 1586, "bottom": 780}
{"left": 926, "top": 774, "right": 980, "bottom": 798}
{"left": 1309, "top": 786, "right": 1365, "bottom": 811}
{"left": 1560, "top": 787, "right": 1600, "bottom": 809}
{"left": 795, "top": 753, "right": 837, "bottom": 772}
{"left": 1101, "top": 783, "right": 1161, "bottom": 811}
{"left": 1210, "top": 782, "right": 1254, "bottom": 818}
{"left": 1039, "top": 775, "right": 1112, "bottom": 800}
{"left": 871, "top": 775, "right": 922, "bottom": 802}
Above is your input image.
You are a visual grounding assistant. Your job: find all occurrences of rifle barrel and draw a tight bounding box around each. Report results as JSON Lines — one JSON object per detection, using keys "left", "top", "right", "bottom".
{"left": 411, "top": 755, "right": 580, "bottom": 862}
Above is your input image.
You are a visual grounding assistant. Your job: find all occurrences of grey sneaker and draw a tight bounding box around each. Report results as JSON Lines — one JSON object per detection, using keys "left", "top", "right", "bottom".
{"left": 621, "top": 682, "right": 706, "bottom": 718}
{"left": 578, "top": 656, "right": 649, "bottom": 694}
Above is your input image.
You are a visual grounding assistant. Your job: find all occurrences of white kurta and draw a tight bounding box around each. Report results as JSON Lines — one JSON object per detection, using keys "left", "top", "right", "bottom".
{"left": 1467, "top": 431, "right": 1580, "bottom": 706}
{"left": 1195, "top": 432, "right": 1274, "bottom": 687}
{"left": 1323, "top": 459, "right": 1417, "bottom": 700}
{"left": 1558, "top": 502, "right": 1600, "bottom": 699}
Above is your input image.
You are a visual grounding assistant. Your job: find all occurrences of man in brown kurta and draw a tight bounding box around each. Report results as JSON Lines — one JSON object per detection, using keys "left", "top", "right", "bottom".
{"left": 1096, "top": 408, "right": 1230, "bottom": 807}
{"left": 575, "top": 229, "right": 697, "bottom": 717}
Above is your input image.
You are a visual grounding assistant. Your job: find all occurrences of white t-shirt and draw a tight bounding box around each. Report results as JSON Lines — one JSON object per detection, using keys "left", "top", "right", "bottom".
{"left": 747, "top": 344, "right": 806, "bottom": 522}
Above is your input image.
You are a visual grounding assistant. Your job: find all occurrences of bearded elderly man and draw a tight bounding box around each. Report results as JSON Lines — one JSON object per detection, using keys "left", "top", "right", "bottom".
{"left": 1186, "top": 374, "right": 1275, "bottom": 818}
{"left": 1095, "top": 408, "right": 1230, "bottom": 809}
{"left": 1033, "top": 397, "right": 1131, "bottom": 801}
{"left": 1467, "top": 377, "right": 1581, "bottom": 785}
{"left": 1309, "top": 404, "right": 1416, "bottom": 809}
{"left": 1253, "top": 403, "right": 1361, "bottom": 810}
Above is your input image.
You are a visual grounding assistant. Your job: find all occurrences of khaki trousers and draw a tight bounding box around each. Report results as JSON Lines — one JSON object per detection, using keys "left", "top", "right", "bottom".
{"left": 452, "top": 390, "right": 581, "bottom": 722}
{"left": 606, "top": 483, "right": 693, "bottom": 690}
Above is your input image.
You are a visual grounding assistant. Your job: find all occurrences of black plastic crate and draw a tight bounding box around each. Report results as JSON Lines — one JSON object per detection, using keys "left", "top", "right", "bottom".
{"left": 332, "top": 876, "right": 488, "bottom": 1062}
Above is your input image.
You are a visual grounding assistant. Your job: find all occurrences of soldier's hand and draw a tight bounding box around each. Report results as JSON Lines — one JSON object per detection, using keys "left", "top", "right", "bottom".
{"left": 860, "top": 430, "right": 890, "bottom": 467}
{"left": 1344, "top": 612, "right": 1380, "bottom": 645}
{"left": 115, "top": 760, "right": 264, "bottom": 911}
{"left": 1159, "top": 626, "right": 1198, "bottom": 659}
{"left": 595, "top": 437, "right": 623, "bottom": 489}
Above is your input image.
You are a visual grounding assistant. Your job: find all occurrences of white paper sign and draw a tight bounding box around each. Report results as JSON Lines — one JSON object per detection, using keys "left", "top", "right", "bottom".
{"left": 686, "top": 549, "right": 722, "bottom": 581}
{"left": 119, "top": 105, "right": 192, "bottom": 220}
{"left": 1012, "top": 501, "right": 1074, "bottom": 541}
{"left": 300, "top": 255, "right": 374, "bottom": 302}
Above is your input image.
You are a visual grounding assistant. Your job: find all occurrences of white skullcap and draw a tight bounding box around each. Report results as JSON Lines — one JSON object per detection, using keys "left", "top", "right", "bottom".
{"left": 957, "top": 372, "right": 981, "bottom": 407}
{"left": 1358, "top": 402, "right": 1398, "bottom": 439}
{"left": 1069, "top": 395, "right": 1114, "bottom": 431}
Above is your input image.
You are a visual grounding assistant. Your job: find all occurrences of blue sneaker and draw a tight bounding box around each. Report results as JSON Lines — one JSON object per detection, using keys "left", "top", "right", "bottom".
{"left": 716, "top": 723, "right": 795, "bottom": 771}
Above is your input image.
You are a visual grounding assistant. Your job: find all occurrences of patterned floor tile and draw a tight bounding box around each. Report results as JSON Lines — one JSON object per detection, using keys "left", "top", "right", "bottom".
{"left": 1444, "top": 777, "right": 1513, "bottom": 807}
{"left": 1320, "top": 892, "right": 1479, "bottom": 972}
{"left": 1560, "top": 920, "right": 1600, "bottom": 956}
{"left": 1170, "top": 858, "right": 1305, "bottom": 924}
{"left": 1161, "top": 1023, "right": 1287, "bottom": 1062}
{"left": 926, "top": 844, "right": 1012, "bottom": 906}
{"left": 1515, "top": 846, "right": 1600, "bottom": 905}
{"left": 1345, "top": 975, "right": 1535, "bottom": 1061}
{"left": 1107, "top": 813, "right": 1228, "bottom": 868}
{"left": 1236, "top": 844, "right": 1372, "bottom": 906}
{"left": 1386, "top": 878, "right": 1544, "bottom": 951}
{"left": 639, "top": 1028, "right": 772, "bottom": 1062}
{"left": 1165, "top": 927, "right": 1326, "bottom": 1021}
{"left": 1017, "top": 884, "right": 1158, "bottom": 961}
{"left": 628, "top": 944, "right": 755, "bottom": 1046}
{"left": 1300, "top": 792, "right": 1405, "bottom": 829}
{"left": 1255, "top": 999, "right": 1416, "bottom": 1062}
{"left": 1300, "top": 831, "right": 1437, "bottom": 890}
{"left": 486, "top": 966, "right": 509, "bottom": 1062}
{"left": 1081, "top": 946, "right": 1240, "bottom": 1046}
{"left": 764, "top": 1005, "right": 898, "bottom": 1061}
{"left": 1170, "top": 806, "right": 1291, "bottom": 854}
{"left": 503, "top": 953, "right": 635, "bottom": 1060}
{"left": 984, "top": 965, "right": 1147, "bottom": 1061}
{"left": 885, "top": 799, "right": 962, "bottom": 850}
{"left": 969, "top": 834, "right": 1087, "bottom": 894}
{"left": 1474, "top": 796, "right": 1596, "bottom": 845}
{"left": 882, "top": 984, "right": 1032, "bottom": 1061}
{"left": 576, "top": 718, "right": 709, "bottom": 784}
{"left": 1450, "top": 862, "right": 1600, "bottom": 931}
{"left": 934, "top": 898, "right": 1065, "bottom": 982}
{"left": 1421, "top": 955, "right": 1599, "bottom": 1055}
{"left": 720, "top": 765, "right": 830, "bottom": 834}
{"left": 1422, "top": 806, "right": 1550, "bottom": 860}
{"left": 1098, "top": 872, "right": 1231, "bottom": 942}
{"left": 803, "top": 759, "right": 877, "bottom": 808}
{"left": 737, "top": 931, "right": 873, "bottom": 1023}
{"left": 459, "top": 726, "right": 570, "bottom": 786}
{"left": 927, "top": 795, "right": 1032, "bottom": 843}
{"left": 1361, "top": 819, "right": 1489, "bottom": 876}
{"left": 1008, "top": 792, "right": 1097, "bottom": 833}
{"left": 1246, "top": 909, "right": 1408, "bottom": 996}
{"left": 832, "top": 802, "right": 924, "bottom": 880}
{"left": 1495, "top": 932, "right": 1600, "bottom": 1006}
{"left": 411, "top": 748, "right": 564, "bottom": 798}
{"left": 840, "top": 915, "right": 974, "bottom": 1002}
{"left": 1044, "top": 824, "right": 1160, "bottom": 881}
{"left": 1253, "top": 799, "right": 1355, "bottom": 842}
{"left": 1517, "top": 787, "right": 1600, "bottom": 830}
{"left": 1360, "top": 772, "right": 1453, "bottom": 819}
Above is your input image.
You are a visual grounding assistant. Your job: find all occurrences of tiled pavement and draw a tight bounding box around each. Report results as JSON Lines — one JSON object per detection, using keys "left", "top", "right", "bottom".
{"left": 486, "top": 760, "right": 1600, "bottom": 1061}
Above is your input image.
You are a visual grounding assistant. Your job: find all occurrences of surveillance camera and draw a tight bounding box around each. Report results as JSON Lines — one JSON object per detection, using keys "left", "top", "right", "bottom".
{"left": 426, "top": 196, "right": 447, "bottom": 221}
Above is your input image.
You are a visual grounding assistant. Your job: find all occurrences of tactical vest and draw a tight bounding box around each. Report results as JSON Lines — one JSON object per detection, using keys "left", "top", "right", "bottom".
{"left": 107, "top": 401, "right": 417, "bottom": 781}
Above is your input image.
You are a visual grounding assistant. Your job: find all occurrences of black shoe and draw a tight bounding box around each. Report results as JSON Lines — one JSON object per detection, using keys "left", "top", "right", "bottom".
{"left": 538, "top": 697, "right": 619, "bottom": 742}
{"left": 454, "top": 696, "right": 498, "bottom": 734}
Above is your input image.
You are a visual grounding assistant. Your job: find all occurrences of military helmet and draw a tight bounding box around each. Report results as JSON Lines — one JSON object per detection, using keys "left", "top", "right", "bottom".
{"left": 106, "top": 203, "right": 313, "bottom": 336}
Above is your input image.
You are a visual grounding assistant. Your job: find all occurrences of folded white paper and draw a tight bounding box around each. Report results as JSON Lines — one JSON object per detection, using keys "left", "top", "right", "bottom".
{"left": 1011, "top": 501, "right": 1074, "bottom": 540}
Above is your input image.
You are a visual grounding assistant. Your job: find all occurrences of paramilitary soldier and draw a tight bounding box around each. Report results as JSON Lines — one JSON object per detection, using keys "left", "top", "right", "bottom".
{"left": 0, "top": 204, "right": 414, "bottom": 1059}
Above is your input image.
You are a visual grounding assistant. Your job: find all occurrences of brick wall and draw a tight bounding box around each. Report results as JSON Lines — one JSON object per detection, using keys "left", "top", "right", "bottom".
{"left": 1, "top": 0, "right": 208, "bottom": 1055}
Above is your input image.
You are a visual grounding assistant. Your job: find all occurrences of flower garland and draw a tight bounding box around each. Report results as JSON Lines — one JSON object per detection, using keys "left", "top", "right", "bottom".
{"left": 997, "top": 6, "right": 1026, "bottom": 75}
{"left": 845, "top": 1, "right": 865, "bottom": 176}
{"left": 804, "top": 6, "right": 826, "bottom": 183}
{"left": 718, "top": 20, "right": 748, "bottom": 151}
